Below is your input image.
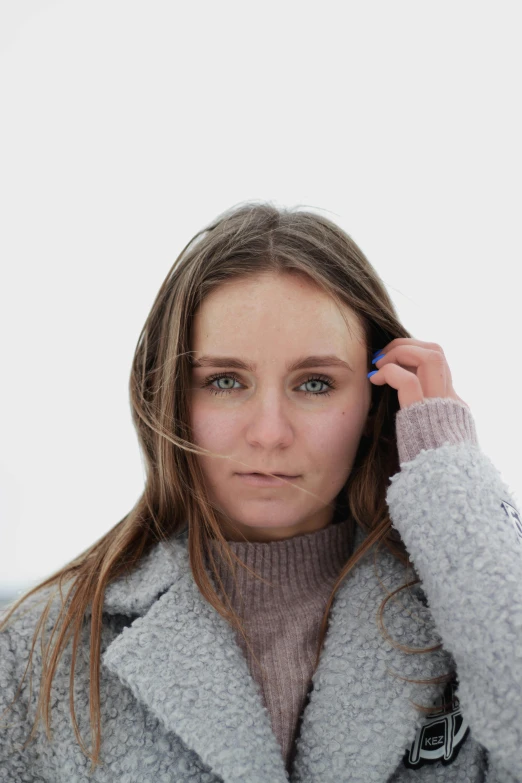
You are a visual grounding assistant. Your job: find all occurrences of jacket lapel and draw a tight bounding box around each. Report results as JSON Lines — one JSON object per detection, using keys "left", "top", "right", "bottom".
{"left": 100, "top": 526, "right": 454, "bottom": 783}
{"left": 101, "top": 529, "right": 290, "bottom": 783}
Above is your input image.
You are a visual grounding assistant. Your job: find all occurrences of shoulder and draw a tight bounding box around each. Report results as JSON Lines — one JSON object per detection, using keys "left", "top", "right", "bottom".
{"left": 0, "top": 586, "right": 65, "bottom": 686}
{"left": 0, "top": 585, "right": 132, "bottom": 743}
{"left": 0, "top": 530, "right": 190, "bottom": 677}
{"left": 0, "top": 587, "right": 63, "bottom": 773}
{"left": 1, "top": 583, "right": 136, "bottom": 662}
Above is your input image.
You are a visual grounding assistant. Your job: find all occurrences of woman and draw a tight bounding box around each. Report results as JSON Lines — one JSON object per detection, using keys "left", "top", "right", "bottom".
{"left": 1, "top": 201, "right": 521, "bottom": 782}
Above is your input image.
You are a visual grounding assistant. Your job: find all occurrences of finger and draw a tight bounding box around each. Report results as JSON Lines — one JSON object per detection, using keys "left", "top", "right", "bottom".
{"left": 374, "top": 339, "right": 455, "bottom": 391}
{"left": 375, "top": 338, "right": 444, "bottom": 357}
{"left": 374, "top": 344, "right": 436, "bottom": 368}
{"left": 370, "top": 339, "right": 443, "bottom": 377}
{"left": 369, "top": 362, "right": 424, "bottom": 409}
{"left": 375, "top": 345, "right": 449, "bottom": 400}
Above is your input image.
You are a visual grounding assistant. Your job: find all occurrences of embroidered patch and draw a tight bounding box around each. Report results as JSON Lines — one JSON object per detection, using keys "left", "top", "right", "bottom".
{"left": 501, "top": 500, "right": 522, "bottom": 544}
{"left": 403, "top": 680, "right": 470, "bottom": 769}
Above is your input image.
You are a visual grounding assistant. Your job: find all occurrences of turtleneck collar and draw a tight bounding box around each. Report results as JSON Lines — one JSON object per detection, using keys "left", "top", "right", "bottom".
{"left": 205, "top": 514, "right": 356, "bottom": 615}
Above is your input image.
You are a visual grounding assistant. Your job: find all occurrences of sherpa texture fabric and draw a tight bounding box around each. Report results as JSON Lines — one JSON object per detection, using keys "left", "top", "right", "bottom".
{"left": 1, "top": 398, "right": 521, "bottom": 783}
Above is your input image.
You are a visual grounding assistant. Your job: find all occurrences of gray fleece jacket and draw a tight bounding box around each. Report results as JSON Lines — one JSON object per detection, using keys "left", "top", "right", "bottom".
{"left": 1, "top": 398, "right": 521, "bottom": 782}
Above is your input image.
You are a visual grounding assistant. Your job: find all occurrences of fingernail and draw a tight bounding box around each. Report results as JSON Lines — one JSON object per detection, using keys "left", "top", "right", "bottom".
{"left": 372, "top": 349, "right": 384, "bottom": 360}
{"left": 371, "top": 353, "right": 386, "bottom": 365}
{"left": 367, "top": 370, "right": 379, "bottom": 378}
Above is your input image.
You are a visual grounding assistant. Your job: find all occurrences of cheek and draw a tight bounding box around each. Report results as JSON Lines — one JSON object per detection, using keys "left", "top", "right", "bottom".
{"left": 190, "top": 405, "right": 237, "bottom": 449}
{"left": 311, "top": 413, "right": 364, "bottom": 458}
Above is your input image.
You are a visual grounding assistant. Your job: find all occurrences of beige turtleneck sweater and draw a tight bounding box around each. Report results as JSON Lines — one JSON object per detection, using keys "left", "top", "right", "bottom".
{"left": 207, "top": 513, "right": 356, "bottom": 773}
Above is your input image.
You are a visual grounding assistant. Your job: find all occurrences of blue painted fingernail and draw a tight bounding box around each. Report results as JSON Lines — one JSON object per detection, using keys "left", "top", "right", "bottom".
{"left": 371, "top": 353, "right": 386, "bottom": 365}
{"left": 372, "top": 349, "right": 384, "bottom": 360}
{"left": 367, "top": 370, "right": 378, "bottom": 377}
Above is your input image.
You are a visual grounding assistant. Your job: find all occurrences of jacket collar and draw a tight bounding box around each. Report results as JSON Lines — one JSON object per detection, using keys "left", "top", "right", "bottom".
{"left": 100, "top": 525, "right": 453, "bottom": 783}
{"left": 100, "top": 527, "right": 191, "bottom": 617}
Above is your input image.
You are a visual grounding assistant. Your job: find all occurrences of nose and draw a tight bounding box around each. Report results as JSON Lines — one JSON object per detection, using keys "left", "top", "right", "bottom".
{"left": 244, "top": 395, "right": 295, "bottom": 449}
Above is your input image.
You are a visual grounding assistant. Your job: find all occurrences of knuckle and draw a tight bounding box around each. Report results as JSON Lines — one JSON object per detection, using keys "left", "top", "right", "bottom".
{"left": 430, "top": 349, "right": 446, "bottom": 364}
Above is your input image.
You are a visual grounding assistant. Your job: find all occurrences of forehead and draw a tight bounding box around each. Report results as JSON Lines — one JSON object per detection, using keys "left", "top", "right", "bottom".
{"left": 191, "top": 273, "right": 365, "bottom": 352}
{"left": 198, "top": 272, "right": 329, "bottom": 308}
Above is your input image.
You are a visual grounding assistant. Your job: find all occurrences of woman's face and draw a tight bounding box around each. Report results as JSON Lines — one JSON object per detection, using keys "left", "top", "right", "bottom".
{"left": 188, "top": 272, "right": 372, "bottom": 542}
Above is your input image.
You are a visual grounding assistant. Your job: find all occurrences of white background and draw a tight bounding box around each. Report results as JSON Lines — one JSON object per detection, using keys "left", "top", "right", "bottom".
{"left": 1, "top": 1, "right": 520, "bottom": 599}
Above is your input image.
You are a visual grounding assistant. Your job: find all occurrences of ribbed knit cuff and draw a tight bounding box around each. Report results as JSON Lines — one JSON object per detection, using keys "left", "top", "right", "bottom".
{"left": 395, "top": 397, "right": 479, "bottom": 465}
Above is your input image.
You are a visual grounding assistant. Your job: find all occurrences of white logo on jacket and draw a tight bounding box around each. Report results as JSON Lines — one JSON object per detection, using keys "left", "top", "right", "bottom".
{"left": 403, "top": 680, "right": 470, "bottom": 769}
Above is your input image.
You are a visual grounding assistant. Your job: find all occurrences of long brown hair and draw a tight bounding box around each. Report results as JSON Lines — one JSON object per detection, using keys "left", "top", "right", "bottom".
{"left": 0, "top": 200, "right": 454, "bottom": 772}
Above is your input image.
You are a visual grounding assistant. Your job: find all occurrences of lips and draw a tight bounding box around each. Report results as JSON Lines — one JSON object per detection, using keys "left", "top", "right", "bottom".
{"left": 240, "top": 472, "right": 298, "bottom": 478}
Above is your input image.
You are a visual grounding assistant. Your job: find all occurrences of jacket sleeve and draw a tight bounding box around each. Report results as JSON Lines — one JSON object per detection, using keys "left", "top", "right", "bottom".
{"left": 386, "top": 398, "right": 522, "bottom": 782}
{"left": 0, "top": 609, "right": 45, "bottom": 782}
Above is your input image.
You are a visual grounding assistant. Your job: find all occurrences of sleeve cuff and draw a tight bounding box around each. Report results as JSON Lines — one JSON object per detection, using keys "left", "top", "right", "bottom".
{"left": 395, "top": 398, "right": 480, "bottom": 465}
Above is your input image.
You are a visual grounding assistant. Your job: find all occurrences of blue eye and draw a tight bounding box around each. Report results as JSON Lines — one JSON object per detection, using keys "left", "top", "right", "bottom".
{"left": 201, "top": 372, "right": 335, "bottom": 398}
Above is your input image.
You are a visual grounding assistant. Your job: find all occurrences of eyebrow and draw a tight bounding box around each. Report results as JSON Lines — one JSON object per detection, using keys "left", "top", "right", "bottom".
{"left": 190, "top": 354, "right": 354, "bottom": 373}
